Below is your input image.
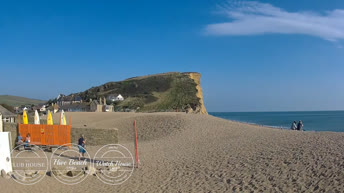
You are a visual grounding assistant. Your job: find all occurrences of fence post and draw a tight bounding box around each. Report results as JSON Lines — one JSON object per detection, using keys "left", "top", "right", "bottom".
{"left": 134, "top": 120, "right": 139, "bottom": 167}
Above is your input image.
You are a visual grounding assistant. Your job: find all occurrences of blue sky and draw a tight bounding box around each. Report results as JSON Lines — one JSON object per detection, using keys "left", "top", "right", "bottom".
{"left": 1, "top": 0, "right": 344, "bottom": 112}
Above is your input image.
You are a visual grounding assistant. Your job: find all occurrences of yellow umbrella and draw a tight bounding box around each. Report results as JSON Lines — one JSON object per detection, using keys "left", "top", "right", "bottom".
{"left": 23, "top": 110, "right": 28, "bottom": 124}
{"left": 47, "top": 110, "right": 53, "bottom": 125}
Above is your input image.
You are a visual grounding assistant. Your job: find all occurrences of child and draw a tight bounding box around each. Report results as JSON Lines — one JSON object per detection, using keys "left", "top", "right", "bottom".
{"left": 78, "top": 134, "right": 86, "bottom": 160}
{"left": 24, "top": 133, "right": 31, "bottom": 147}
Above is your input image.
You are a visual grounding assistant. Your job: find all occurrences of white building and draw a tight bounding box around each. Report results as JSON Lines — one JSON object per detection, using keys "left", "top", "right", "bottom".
{"left": 107, "top": 94, "right": 124, "bottom": 102}
{"left": 40, "top": 105, "right": 47, "bottom": 112}
{"left": 115, "top": 94, "right": 124, "bottom": 101}
{"left": 57, "top": 94, "right": 65, "bottom": 100}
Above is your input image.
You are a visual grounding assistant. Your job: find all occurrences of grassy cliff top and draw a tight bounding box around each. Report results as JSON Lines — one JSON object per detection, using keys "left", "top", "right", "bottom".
{"left": 0, "top": 95, "right": 46, "bottom": 107}
{"left": 74, "top": 72, "right": 204, "bottom": 112}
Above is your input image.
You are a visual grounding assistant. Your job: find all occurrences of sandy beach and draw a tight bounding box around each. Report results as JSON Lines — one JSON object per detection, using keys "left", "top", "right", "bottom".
{"left": 1, "top": 112, "right": 344, "bottom": 193}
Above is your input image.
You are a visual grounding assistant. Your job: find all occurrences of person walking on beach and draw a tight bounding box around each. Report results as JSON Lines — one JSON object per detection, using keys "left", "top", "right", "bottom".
{"left": 78, "top": 134, "right": 86, "bottom": 161}
{"left": 297, "top": 120, "right": 304, "bottom": 131}
{"left": 291, "top": 121, "right": 297, "bottom": 130}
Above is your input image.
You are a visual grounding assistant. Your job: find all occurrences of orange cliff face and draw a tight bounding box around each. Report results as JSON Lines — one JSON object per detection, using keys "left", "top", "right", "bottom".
{"left": 187, "top": 72, "right": 208, "bottom": 115}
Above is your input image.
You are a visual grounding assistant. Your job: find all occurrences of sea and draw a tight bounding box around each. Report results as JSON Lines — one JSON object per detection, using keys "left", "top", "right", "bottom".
{"left": 209, "top": 111, "right": 344, "bottom": 132}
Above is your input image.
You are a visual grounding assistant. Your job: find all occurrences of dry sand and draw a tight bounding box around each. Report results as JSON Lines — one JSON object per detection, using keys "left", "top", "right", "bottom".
{"left": 1, "top": 112, "right": 344, "bottom": 193}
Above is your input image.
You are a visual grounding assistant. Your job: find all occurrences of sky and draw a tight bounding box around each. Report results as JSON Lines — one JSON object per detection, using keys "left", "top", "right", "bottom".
{"left": 0, "top": 0, "right": 344, "bottom": 112}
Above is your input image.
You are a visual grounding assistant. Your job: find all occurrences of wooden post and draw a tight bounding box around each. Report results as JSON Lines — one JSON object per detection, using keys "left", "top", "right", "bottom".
{"left": 69, "top": 116, "right": 72, "bottom": 148}
{"left": 134, "top": 120, "right": 139, "bottom": 167}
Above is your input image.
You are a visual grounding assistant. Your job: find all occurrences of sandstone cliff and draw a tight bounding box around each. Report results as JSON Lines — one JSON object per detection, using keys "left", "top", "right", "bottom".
{"left": 188, "top": 73, "right": 208, "bottom": 114}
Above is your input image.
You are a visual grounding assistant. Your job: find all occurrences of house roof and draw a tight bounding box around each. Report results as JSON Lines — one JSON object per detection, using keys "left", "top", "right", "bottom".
{"left": 58, "top": 95, "right": 73, "bottom": 101}
{"left": 74, "top": 96, "right": 82, "bottom": 101}
{"left": 58, "top": 95, "right": 83, "bottom": 102}
{"left": 107, "top": 94, "right": 118, "bottom": 98}
{"left": 107, "top": 94, "right": 124, "bottom": 100}
{"left": 0, "top": 105, "right": 16, "bottom": 118}
{"left": 60, "top": 103, "right": 90, "bottom": 110}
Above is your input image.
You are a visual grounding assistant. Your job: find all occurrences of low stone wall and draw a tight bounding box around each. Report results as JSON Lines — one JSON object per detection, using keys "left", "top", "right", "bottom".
{"left": 3, "top": 123, "right": 17, "bottom": 149}
{"left": 71, "top": 128, "right": 118, "bottom": 146}
{"left": 2, "top": 123, "right": 118, "bottom": 147}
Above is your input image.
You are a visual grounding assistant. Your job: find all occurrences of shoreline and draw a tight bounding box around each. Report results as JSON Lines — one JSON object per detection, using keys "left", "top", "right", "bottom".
{"left": 208, "top": 114, "right": 344, "bottom": 133}
{"left": 209, "top": 112, "right": 344, "bottom": 133}
{"left": 33, "top": 111, "right": 343, "bottom": 132}
{"left": 207, "top": 114, "right": 294, "bottom": 131}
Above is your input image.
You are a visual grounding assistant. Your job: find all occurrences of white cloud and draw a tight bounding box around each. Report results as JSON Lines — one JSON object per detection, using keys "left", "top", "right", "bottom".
{"left": 205, "top": 1, "right": 344, "bottom": 41}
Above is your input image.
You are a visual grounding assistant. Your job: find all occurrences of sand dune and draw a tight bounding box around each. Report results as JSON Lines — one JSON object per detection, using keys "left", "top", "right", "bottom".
{"left": 1, "top": 112, "right": 344, "bottom": 192}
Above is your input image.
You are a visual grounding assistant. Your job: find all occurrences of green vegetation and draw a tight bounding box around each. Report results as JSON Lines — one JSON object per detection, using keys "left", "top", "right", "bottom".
{"left": 0, "top": 95, "right": 46, "bottom": 107}
{"left": 139, "top": 76, "right": 199, "bottom": 112}
{"left": 74, "top": 72, "right": 201, "bottom": 112}
{"left": 117, "top": 97, "right": 145, "bottom": 110}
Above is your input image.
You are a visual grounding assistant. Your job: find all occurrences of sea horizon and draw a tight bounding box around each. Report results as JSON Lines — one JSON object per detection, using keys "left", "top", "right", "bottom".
{"left": 210, "top": 110, "right": 344, "bottom": 113}
{"left": 209, "top": 111, "right": 344, "bottom": 132}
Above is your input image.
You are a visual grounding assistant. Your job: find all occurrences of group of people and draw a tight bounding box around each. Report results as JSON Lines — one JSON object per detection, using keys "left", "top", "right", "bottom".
{"left": 17, "top": 132, "right": 87, "bottom": 161}
{"left": 17, "top": 133, "right": 31, "bottom": 147}
{"left": 291, "top": 120, "right": 304, "bottom": 131}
